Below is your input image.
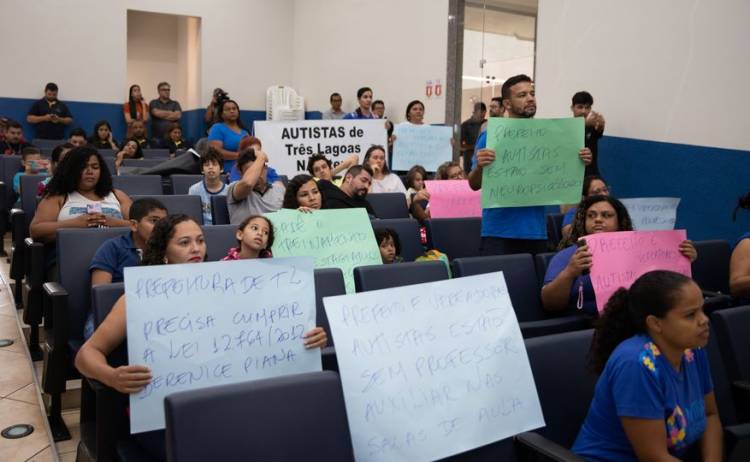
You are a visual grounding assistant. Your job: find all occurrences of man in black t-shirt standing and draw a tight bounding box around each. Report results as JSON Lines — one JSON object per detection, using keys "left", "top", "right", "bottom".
{"left": 26, "top": 82, "right": 73, "bottom": 140}
{"left": 571, "top": 91, "right": 606, "bottom": 176}
{"left": 460, "top": 102, "right": 486, "bottom": 173}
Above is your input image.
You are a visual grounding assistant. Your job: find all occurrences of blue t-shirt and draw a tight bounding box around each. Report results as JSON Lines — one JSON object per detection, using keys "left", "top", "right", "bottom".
{"left": 188, "top": 179, "right": 227, "bottom": 225}
{"left": 207, "top": 122, "right": 249, "bottom": 173}
{"left": 562, "top": 207, "right": 577, "bottom": 227}
{"left": 573, "top": 335, "right": 713, "bottom": 461}
{"left": 85, "top": 233, "right": 141, "bottom": 339}
{"left": 543, "top": 244, "right": 597, "bottom": 315}
{"left": 472, "top": 130, "right": 547, "bottom": 239}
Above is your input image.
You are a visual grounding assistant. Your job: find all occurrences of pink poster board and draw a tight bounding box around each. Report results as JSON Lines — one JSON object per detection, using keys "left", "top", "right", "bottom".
{"left": 586, "top": 230, "right": 692, "bottom": 312}
{"left": 425, "top": 180, "right": 482, "bottom": 218}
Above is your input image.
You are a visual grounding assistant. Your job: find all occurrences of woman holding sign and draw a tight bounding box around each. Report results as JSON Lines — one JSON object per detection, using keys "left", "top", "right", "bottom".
{"left": 572, "top": 270, "right": 721, "bottom": 461}
{"left": 75, "top": 214, "right": 328, "bottom": 460}
{"left": 541, "top": 196, "right": 697, "bottom": 315}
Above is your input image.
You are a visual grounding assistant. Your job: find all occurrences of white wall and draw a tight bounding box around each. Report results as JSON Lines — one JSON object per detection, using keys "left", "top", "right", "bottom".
{"left": 535, "top": 0, "right": 750, "bottom": 151}
{"left": 291, "top": 0, "right": 449, "bottom": 123}
{"left": 0, "top": 0, "right": 294, "bottom": 110}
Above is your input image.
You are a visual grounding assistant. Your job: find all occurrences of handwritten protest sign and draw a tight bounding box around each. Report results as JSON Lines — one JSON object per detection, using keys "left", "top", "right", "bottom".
{"left": 254, "top": 119, "right": 388, "bottom": 177}
{"left": 620, "top": 197, "right": 680, "bottom": 231}
{"left": 425, "top": 180, "right": 481, "bottom": 218}
{"left": 587, "top": 230, "right": 692, "bottom": 312}
{"left": 125, "top": 257, "right": 320, "bottom": 433}
{"left": 392, "top": 123, "right": 453, "bottom": 172}
{"left": 324, "top": 272, "right": 545, "bottom": 462}
{"left": 266, "top": 208, "right": 382, "bottom": 293}
{"left": 481, "top": 117, "right": 584, "bottom": 208}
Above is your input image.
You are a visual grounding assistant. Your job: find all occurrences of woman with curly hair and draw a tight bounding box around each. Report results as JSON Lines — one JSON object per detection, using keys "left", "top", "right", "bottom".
{"left": 282, "top": 174, "right": 322, "bottom": 212}
{"left": 30, "top": 146, "right": 131, "bottom": 242}
{"left": 572, "top": 270, "right": 721, "bottom": 460}
{"left": 541, "top": 195, "right": 697, "bottom": 315}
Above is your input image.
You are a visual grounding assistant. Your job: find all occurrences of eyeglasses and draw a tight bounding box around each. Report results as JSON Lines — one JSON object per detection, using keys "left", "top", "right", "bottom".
{"left": 159, "top": 87, "right": 171, "bottom": 92}
{"left": 586, "top": 211, "right": 616, "bottom": 220}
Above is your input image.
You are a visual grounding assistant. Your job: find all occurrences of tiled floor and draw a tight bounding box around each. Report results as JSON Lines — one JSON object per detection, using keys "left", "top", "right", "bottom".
{"left": 0, "top": 248, "right": 64, "bottom": 462}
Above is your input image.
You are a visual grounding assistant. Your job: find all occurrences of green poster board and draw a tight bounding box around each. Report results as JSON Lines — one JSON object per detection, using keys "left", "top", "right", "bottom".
{"left": 481, "top": 117, "right": 585, "bottom": 208}
{"left": 266, "top": 208, "right": 381, "bottom": 293}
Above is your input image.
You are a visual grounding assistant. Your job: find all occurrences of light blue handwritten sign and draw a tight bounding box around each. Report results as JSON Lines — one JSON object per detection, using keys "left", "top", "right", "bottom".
{"left": 620, "top": 197, "right": 680, "bottom": 231}
{"left": 392, "top": 123, "right": 453, "bottom": 172}
{"left": 124, "top": 257, "right": 321, "bottom": 434}
{"left": 267, "top": 208, "right": 382, "bottom": 293}
{"left": 323, "top": 272, "right": 545, "bottom": 462}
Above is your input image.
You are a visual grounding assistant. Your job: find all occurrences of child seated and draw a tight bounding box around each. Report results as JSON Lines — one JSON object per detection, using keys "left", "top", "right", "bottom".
{"left": 222, "top": 215, "right": 274, "bottom": 260}
{"left": 188, "top": 148, "right": 227, "bottom": 224}
{"left": 14, "top": 147, "right": 49, "bottom": 193}
{"left": 375, "top": 228, "right": 403, "bottom": 264}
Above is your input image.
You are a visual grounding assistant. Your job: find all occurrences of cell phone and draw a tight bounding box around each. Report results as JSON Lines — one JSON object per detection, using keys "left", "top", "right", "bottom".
{"left": 29, "top": 160, "right": 38, "bottom": 170}
{"left": 87, "top": 203, "right": 102, "bottom": 215}
{"left": 576, "top": 238, "right": 590, "bottom": 275}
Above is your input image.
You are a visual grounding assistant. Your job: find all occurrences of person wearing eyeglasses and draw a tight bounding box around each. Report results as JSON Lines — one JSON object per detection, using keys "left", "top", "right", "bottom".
{"left": 541, "top": 195, "right": 697, "bottom": 316}
{"left": 148, "top": 82, "right": 182, "bottom": 147}
{"left": 560, "top": 175, "right": 610, "bottom": 241}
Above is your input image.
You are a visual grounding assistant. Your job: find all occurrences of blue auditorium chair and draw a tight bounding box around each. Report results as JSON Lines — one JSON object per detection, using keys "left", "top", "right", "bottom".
{"left": 452, "top": 254, "right": 590, "bottom": 338}
{"left": 371, "top": 218, "right": 424, "bottom": 261}
{"left": 425, "top": 217, "right": 482, "bottom": 260}
{"left": 112, "top": 175, "right": 163, "bottom": 196}
{"left": 546, "top": 213, "right": 564, "bottom": 250}
{"left": 514, "top": 329, "right": 596, "bottom": 460}
{"left": 210, "top": 195, "right": 229, "bottom": 225}
{"left": 534, "top": 251, "right": 556, "bottom": 288}
{"left": 41, "top": 227, "right": 130, "bottom": 440}
{"left": 201, "top": 224, "right": 236, "bottom": 261}
{"left": 367, "top": 192, "right": 409, "bottom": 219}
{"left": 165, "top": 371, "right": 355, "bottom": 462}
{"left": 131, "top": 194, "right": 203, "bottom": 224}
{"left": 354, "top": 260, "right": 448, "bottom": 292}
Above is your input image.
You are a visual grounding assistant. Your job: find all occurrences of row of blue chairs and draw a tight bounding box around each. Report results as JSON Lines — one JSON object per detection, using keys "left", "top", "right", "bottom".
{"left": 84, "top": 280, "right": 750, "bottom": 461}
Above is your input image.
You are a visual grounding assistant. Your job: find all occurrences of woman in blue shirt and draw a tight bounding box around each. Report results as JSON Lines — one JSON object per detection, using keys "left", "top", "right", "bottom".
{"left": 542, "top": 195, "right": 697, "bottom": 316}
{"left": 208, "top": 99, "right": 249, "bottom": 174}
{"left": 572, "top": 270, "right": 722, "bottom": 461}
{"left": 342, "top": 87, "right": 377, "bottom": 119}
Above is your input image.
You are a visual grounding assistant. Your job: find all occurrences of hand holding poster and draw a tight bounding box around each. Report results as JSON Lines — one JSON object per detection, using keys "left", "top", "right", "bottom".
{"left": 424, "top": 180, "right": 481, "bottom": 218}
{"left": 481, "top": 117, "right": 584, "bottom": 208}
{"left": 323, "top": 272, "right": 545, "bottom": 462}
{"left": 125, "top": 257, "right": 320, "bottom": 433}
{"left": 266, "top": 208, "right": 382, "bottom": 293}
{"left": 254, "top": 119, "right": 388, "bottom": 177}
{"left": 620, "top": 197, "right": 680, "bottom": 231}
{"left": 586, "top": 230, "right": 692, "bottom": 312}
{"left": 392, "top": 123, "right": 453, "bottom": 172}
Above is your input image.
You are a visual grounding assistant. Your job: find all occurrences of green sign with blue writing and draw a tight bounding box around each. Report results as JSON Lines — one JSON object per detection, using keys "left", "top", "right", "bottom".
{"left": 481, "top": 117, "right": 585, "bottom": 208}
{"left": 266, "top": 208, "right": 382, "bottom": 292}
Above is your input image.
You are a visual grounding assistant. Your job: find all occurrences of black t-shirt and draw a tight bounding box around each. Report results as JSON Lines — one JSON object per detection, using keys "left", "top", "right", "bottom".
{"left": 461, "top": 118, "right": 484, "bottom": 152}
{"left": 27, "top": 98, "right": 72, "bottom": 140}
{"left": 0, "top": 140, "right": 31, "bottom": 155}
{"left": 584, "top": 126, "right": 604, "bottom": 176}
{"left": 317, "top": 179, "right": 376, "bottom": 217}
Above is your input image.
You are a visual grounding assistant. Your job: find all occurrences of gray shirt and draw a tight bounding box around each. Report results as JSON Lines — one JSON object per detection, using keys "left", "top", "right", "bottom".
{"left": 227, "top": 180, "right": 285, "bottom": 224}
{"left": 149, "top": 98, "right": 182, "bottom": 139}
{"left": 322, "top": 109, "right": 346, "bottom": 120}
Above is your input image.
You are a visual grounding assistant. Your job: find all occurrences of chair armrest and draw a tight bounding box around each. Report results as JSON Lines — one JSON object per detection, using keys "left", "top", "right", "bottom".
{"left": 724, "top": 422, "right": 750, "bottom": 457}
{"left": 24, "top": 237, "right": 45, "bottom": 285}
{"left": 43, "top": 281, "right": 69, "bottom": 352}
{"left": 515, "top": 432, "right": 586, "bottom": 462}
{"left": 10, "top": 208, "right": 26, "bottom": 246}
{"left": 732, "top": 380, "right": 750, "bottom": 421}
{"left": 702, "top": 292, "right": 734, "bottom": 314}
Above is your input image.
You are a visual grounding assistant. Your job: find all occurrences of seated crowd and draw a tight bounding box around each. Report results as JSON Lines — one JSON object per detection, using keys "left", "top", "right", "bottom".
{"left": 1, "top": 74, "right": 747, "bottom": 462}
